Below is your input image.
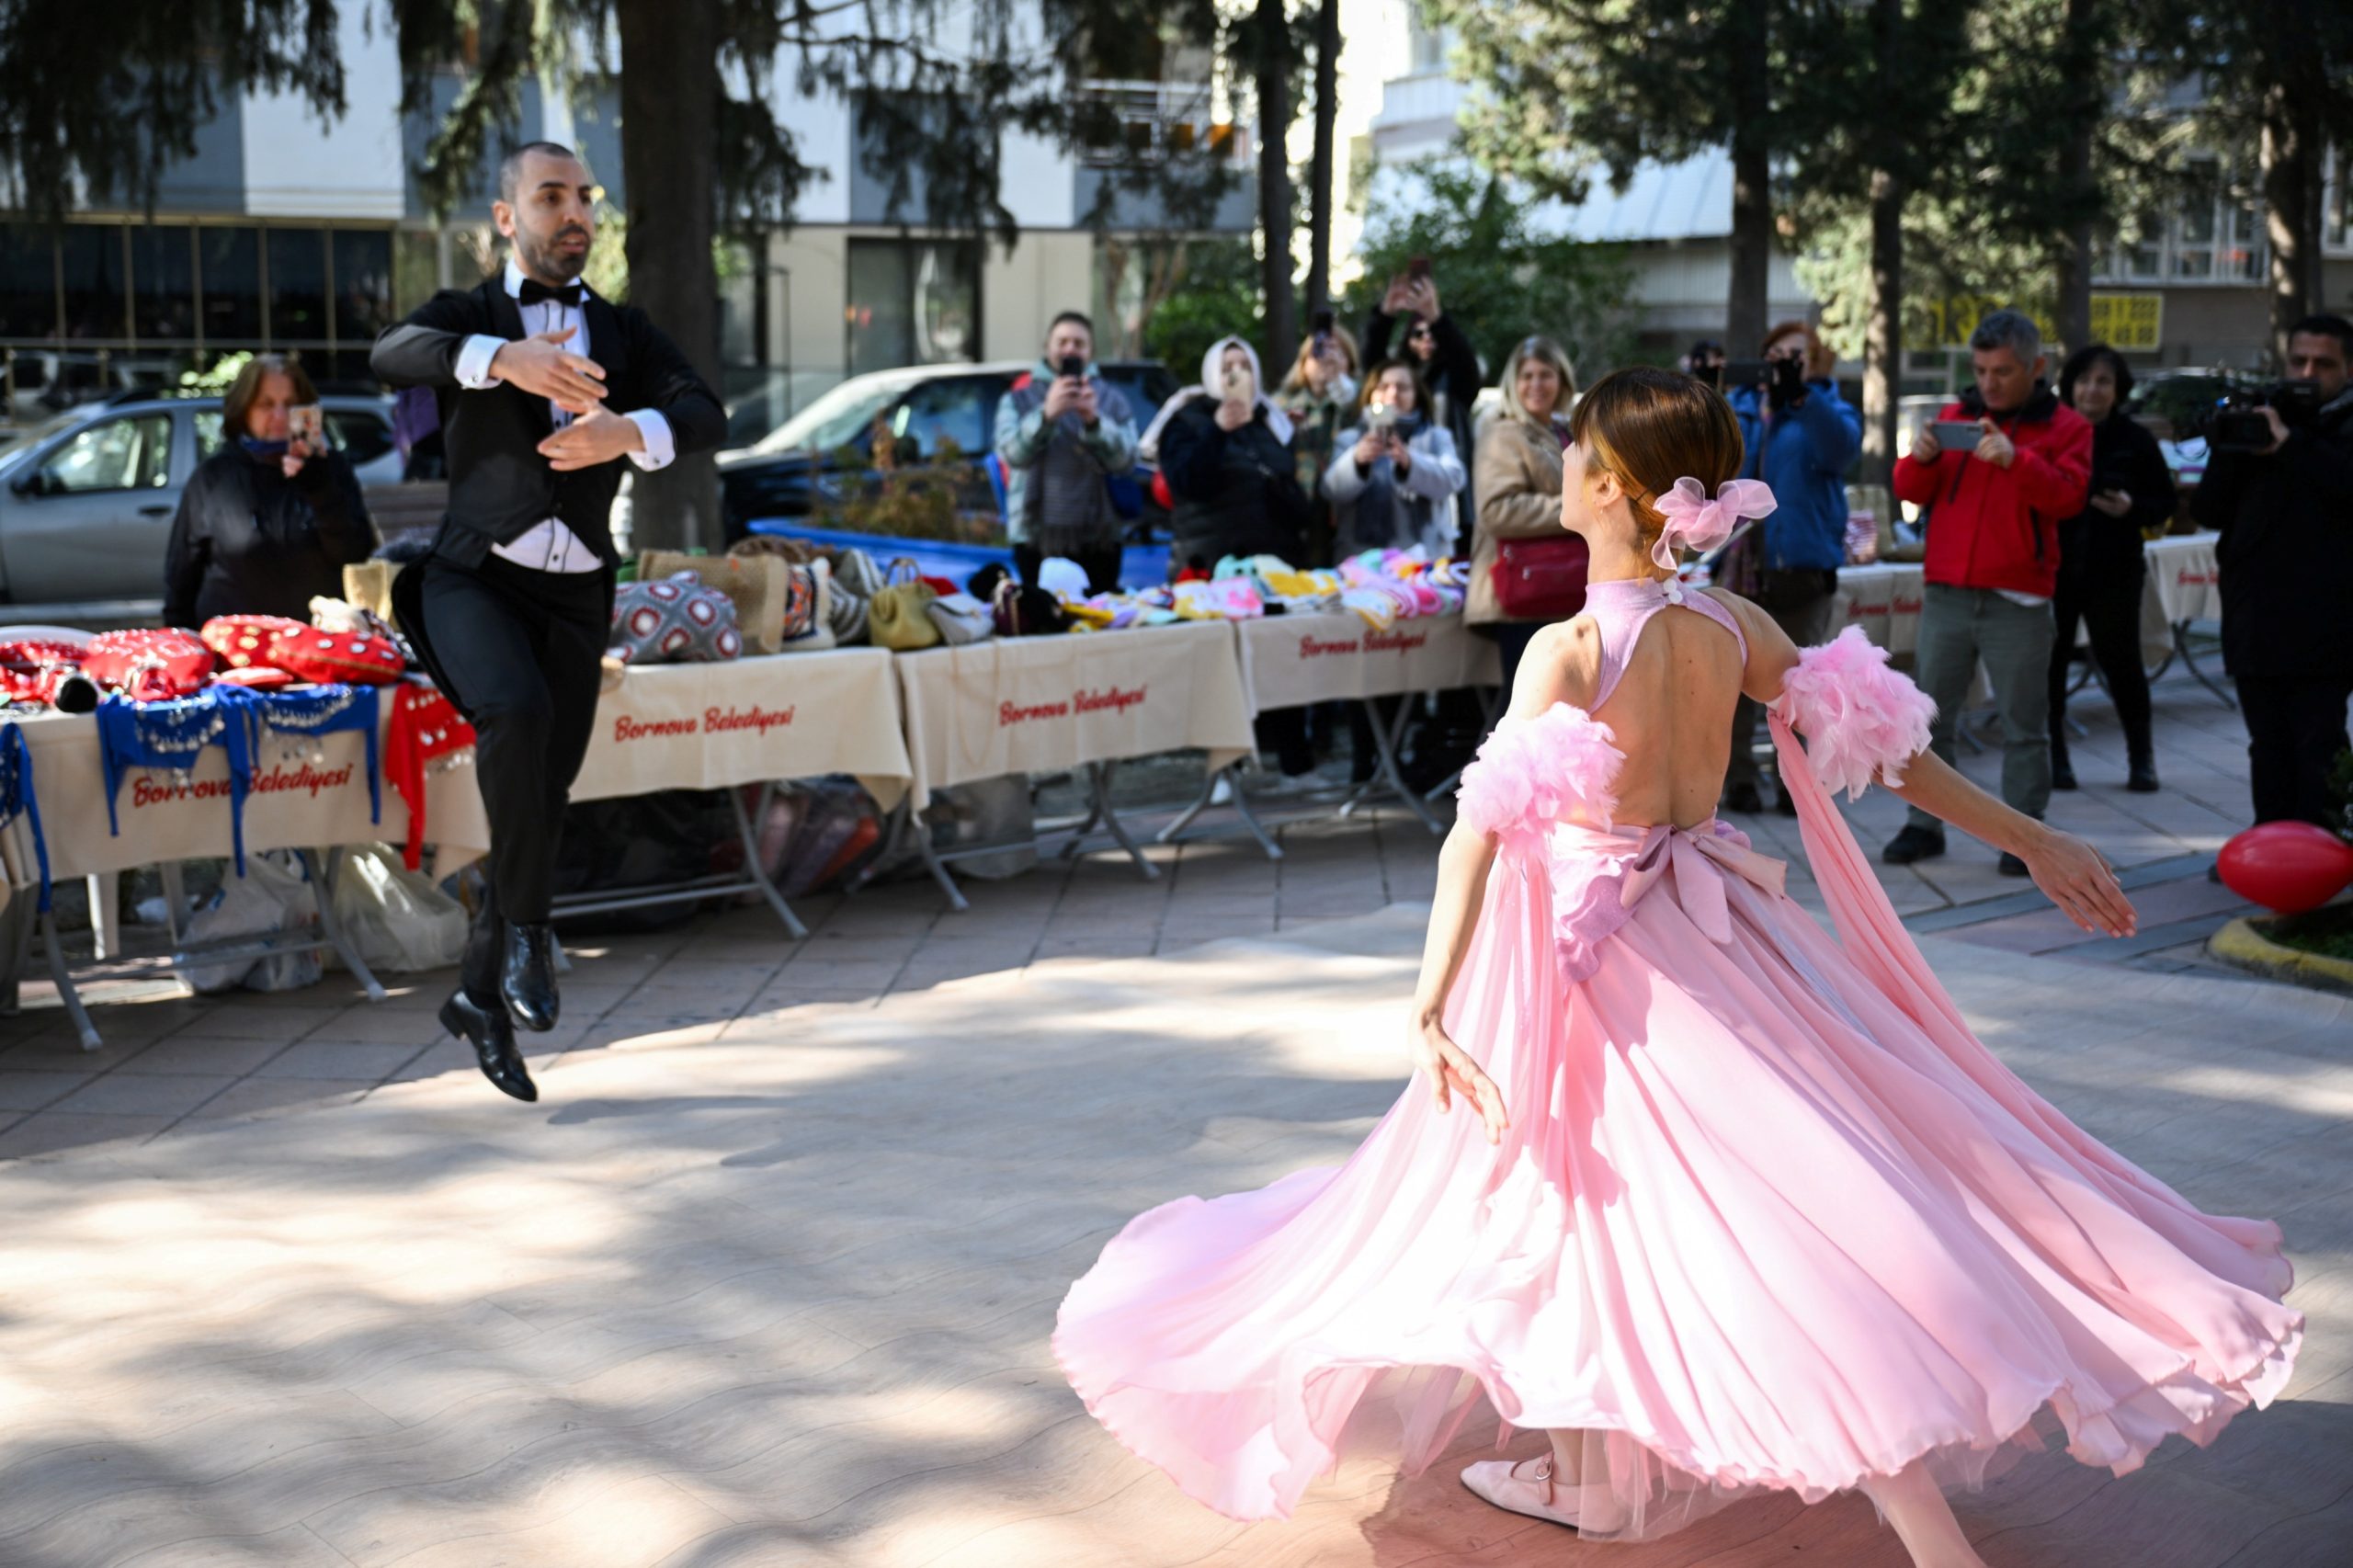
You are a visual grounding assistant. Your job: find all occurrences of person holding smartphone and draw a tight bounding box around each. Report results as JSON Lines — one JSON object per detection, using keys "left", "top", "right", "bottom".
{"left": 1721, "top": 321, "right": 1860, "bottom": 815}
{"left": 1275, "top": 314, "right": 1361, "bottom": 564}
{"left": 1362, "top": 262, "right": 1483, "bottom": 543}
{"left": 163, "top": 352, "right": 377, "bottom": 629}
{"left": 2047, "top": 345, "right": 2174, "bottom": 795}
{"left": 994, "top": 310, "right": 1138, "bottom": 596}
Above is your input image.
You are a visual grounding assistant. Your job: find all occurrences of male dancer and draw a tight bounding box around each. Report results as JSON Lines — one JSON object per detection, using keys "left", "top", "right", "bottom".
{"left": 373, "top": 142, "right": 723, "bottom": 1101}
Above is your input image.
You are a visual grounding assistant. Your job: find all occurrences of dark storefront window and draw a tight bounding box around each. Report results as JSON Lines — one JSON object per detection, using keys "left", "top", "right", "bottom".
{"left": 333, "top": 230, "right": 395, "bottom": 344}
{"left": 0, "top": 224, "right": 56, "bottom": 339}
{"left": 267, "top": 229, "right": 328, "bottom": 343}
{"left": 59, "top": 226, "right": 126, "bottom": 340}
{"left": 132, "top": 225, "right": 198, "bottom": 342}
{"left": 199, "top": 228, "right": 263, "bottom": 342}
{"left": 845, "top": 237, "right": 979, "bottom": 379}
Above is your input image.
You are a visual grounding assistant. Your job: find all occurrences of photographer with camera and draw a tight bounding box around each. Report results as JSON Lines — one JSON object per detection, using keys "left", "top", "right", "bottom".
{"left": 2191, "top": 313, "right": 2353, "bottom": 828}
{"left": 1323, "top": 359, "right": 1467, "bottom": 559}
{"left": 994, "top": 310, "right": 1138, "bottom": 596}
{"left": 1884, "top": 309, "right": 2092, "bottom": 873}
{"left": 1685, "top": 339, "right": 1728, "bottom": 387}
{"left": 1721, "top": 320, "right": 1860, "bottom": 814}
{"left": 2047, "top": 345, "right": 2175, "bottom": 795}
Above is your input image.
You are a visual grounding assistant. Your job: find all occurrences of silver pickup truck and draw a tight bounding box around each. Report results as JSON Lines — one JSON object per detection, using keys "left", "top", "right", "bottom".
{"left": 0, "top": 391, "right": 402, "bottom": 626}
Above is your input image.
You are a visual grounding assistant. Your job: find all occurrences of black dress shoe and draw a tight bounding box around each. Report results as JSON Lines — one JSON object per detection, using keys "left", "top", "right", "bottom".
{"left": 439, "top": 990, "right": 539, "bottom": 1102}
{"left": 1881, "top": 824, "right": 1947, "bottom": 864}
{"left": 2052, "top": 756, "right": 2078, "bottom": 790}
{"left": 501, "top": 921, "right": 561, "bottom": 1033}
{"left": 1997, "top": 851, "right": 2032, "bottom": 878}
{"left": 2126, "top": 756, "right": 2160, "bottom": 793}
{"left": 1723, "top": 779, "right": 1764, "bottom": 814}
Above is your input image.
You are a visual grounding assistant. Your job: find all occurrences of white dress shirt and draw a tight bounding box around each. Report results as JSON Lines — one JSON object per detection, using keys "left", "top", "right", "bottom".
{"left": 452, "top": 258, "right": 676, "bottom": 573}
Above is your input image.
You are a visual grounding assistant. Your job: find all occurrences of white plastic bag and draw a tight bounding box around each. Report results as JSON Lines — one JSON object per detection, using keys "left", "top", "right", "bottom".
{"left": 182, "top": 852, "right": 318, "bottom": 994}
{"left": 330, "top": 845, "right": 469, "bottom": 973}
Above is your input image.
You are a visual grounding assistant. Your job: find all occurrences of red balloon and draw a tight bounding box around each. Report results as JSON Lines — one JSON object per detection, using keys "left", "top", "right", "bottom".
{"left": 2217, "top": 821, "right": 2353, "bottom": 915}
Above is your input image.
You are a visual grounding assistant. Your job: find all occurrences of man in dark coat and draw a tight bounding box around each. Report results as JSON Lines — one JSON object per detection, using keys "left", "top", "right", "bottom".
{"left": 2193, "top": 313, "right": 2353, "bottom": 829}
{"left": 371, "top": 142, "right": 724, "bottom": 1101}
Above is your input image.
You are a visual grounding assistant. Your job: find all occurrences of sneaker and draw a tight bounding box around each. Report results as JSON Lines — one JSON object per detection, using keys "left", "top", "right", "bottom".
{"left": 1208, "top": 774, "right": 1234, "bottom": 806}
{"left": 1997, "top": 851, "right": 2031, "bottom": 878}
{"left": 1881, "top": 824, "right": 1947, "bottom": 865}
{"left": 2127, "top": 757, "right": 2160, "bottom": 793}
{"left": 1723, "top": 779, "right": 1764, "bottom": 814}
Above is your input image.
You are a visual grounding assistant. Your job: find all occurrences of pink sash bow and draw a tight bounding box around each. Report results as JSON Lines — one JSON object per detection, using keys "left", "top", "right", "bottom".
{"left": 1608, "top": 821, "right": 1788, "bottom": 944}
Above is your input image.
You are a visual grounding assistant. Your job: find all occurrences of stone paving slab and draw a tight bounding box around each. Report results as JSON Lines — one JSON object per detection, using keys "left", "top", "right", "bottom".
{"left": 0, "top": 908, "right": 2338, "bottom": 1567}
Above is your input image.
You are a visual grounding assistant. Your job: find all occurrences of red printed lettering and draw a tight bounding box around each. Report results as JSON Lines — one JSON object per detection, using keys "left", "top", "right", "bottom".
{"left": 704, "top": 704, "right": 795, "bottom": 737}
{"left": 1072, "top": 685, "right": 1146, "bottom": 716}
{"left": 1299, "top": 634, "right": 1362, "bottom": 659}
{"left": 999, "top": 699, "right": 1072, "bottom": 726}
{"left": 614, "top": 714, "right": 700, "bottom": 744}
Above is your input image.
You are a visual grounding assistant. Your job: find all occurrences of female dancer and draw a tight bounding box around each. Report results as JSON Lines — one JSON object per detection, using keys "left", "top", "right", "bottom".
{"left": 1056, "top": 369, "right": 2300, "bottom": 1565}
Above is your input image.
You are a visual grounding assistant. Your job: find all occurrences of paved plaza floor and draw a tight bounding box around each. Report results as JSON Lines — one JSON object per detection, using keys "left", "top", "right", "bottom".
{"left": 0, "top": 666, "right": 2343, "bottom": 1565}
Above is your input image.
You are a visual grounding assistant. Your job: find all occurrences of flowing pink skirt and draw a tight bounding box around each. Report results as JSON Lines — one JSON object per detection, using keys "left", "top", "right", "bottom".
{"left": 1053, "top": 724, "right": 2302, "bottom": 1535}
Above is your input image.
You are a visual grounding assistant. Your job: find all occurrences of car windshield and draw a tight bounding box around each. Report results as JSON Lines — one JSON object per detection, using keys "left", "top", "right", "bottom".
{"left": 744, "top": 375, "right": 918, "bottom": 456}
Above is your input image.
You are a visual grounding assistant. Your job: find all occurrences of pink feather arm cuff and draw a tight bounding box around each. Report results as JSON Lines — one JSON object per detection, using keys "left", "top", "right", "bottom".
{"left": 1769, "top": 627, "right": 1938, "bottom": 800}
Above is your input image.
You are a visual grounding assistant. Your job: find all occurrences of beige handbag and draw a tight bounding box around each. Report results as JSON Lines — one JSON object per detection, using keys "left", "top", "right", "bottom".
{"left": 866, "top": 558, "right": 942, "bottom": 652}
{"left": 639, "top": 550, "right": 790, "bottom": 654}
{"left": 342, "top": 561, "right": 399, "bottom": 624}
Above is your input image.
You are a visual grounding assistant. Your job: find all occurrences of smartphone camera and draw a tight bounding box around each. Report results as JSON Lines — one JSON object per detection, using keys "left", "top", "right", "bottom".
{"left": 1057, "top": 355, "right": 1086, "bottom": 381}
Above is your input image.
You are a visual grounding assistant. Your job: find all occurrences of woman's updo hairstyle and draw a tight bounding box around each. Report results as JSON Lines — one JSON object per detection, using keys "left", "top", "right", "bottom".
{"left": 1567, "top": 367, "right": 1745, "bottom": 555}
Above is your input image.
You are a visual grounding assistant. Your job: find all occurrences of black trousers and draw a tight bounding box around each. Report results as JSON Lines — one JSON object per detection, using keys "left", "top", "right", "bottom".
{"left": 415, "top": 553, "right": 609, "bottom": 1001}
{"left": 2048, "top": 556, "right": 2153, "bottom": 763}
{"left": 1727, "top": 569, "right": 1838, "bottom": 790}
{"left": 1014, "top": 540, "right": 1123, "bottom": 596}
{"left": 2235, "top": 676, "right": 2353, "bottom": 827}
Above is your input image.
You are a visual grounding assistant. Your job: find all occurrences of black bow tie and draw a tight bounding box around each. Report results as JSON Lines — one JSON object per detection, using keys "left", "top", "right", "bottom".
{"left": 517, "top": 278, "right": 584, "bottom": 308}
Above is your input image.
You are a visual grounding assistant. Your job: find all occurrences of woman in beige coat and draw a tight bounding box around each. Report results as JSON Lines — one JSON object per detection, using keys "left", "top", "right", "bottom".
{"left": 1466, "top": 335, "right": 1579, "bottom": 690}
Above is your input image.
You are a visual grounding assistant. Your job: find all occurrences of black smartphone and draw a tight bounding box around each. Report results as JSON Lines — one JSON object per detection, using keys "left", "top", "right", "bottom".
{"left": 1406, "top": 256, "right": 1432, "bottom": 282}
{"left": 1721, "top": 358, "right": 1772, "bottom": 389}
{"left": 1057, "top": 355, "right": 1085, "bottom": 381}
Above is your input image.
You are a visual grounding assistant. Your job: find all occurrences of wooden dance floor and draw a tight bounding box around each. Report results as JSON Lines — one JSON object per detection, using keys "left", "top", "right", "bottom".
{"left": 0, "top": 905, "right": 2341, "bottom": 1566}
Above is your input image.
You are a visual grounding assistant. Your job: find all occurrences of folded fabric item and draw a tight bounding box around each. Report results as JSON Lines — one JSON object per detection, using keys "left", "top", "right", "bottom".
{"left": 202, "top": 615, "right": 308, "bottom": 671}
{"left": 307, "top": 597, "right": 402, "bottom": 644}
{"left": 267, "top": 626, "right": 407, "bottom": 686}
{"left": 0, "top": 722, "right": 54, "bottom": 916}
{"left": 385, "top": 680, "right": 476, "bottom": 870}
{"left": 0, "top": 639, "right": 98, "bottom": 712}
{"left": 1338, "top": 585, "right": 1402, "bottom": 631}
{"left": 1172, "top": 578, "right": 1265, "bottom": 620}
{"left": 609, "top": 572, "right": 745, "bottom": 665}
{"left": 83, "top": 629, "right": 214, "bottom": 702}
{"left": 213, "top": 666, "right": 298, "bottom": 690}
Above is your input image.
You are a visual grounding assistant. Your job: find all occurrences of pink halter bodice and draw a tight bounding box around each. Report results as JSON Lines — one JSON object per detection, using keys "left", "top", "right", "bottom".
{"left": 1580, "top": 574, "right": 1748, "bottom": 712}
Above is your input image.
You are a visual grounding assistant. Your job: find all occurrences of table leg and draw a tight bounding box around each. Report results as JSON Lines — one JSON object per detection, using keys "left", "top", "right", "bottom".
{"left": 726, "top": 782, "right": 808, "bottom": 939}
{"left": 40, "top": 909, "right": 100, "bottom": 1051}
{"left": 1154, "top": 767, "right": 1221, "bottom": 845}
{"left": 908, "top": 804, "right": 972, "bottom": 914}
{"left": 1344, "top": 696, "right": 1444, "bottom": 835}
{"left": 1059, "top": 762, "right": 1111, "bottom": 860}
{"left": 86, "top": 872, "right": 119, "bottom": 960}
{"left": 1086, "top": 762, "right": 1161, "bottom": 881}
{"left": 2170, "top": 620, "right": 2237, "bottom": 709}
{"left": 298, "top": 848, "right": 387, "bottom": 1004}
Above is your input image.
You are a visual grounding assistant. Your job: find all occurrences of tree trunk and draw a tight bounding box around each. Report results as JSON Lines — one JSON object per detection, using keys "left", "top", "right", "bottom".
{"left": 1862, "top": 167, "right": 1904, "bottom": 484}
{"left": 2259, "top": 92, "right": 2325, "bottom": 367}
{"left": 1255, "top": 0, "right": 1298, "bottom": 377}
{"left": 1725, "top": 3, "right": 1771, "bottom": 355}
{"left": 617, "top": 0, "right": 721, "bottom": 551}
{"left": 1303, "top": 0, "right": 1340, "bottom": 324}
{"left": 2052, "top": 0, "right": 2097, "bottom": 356}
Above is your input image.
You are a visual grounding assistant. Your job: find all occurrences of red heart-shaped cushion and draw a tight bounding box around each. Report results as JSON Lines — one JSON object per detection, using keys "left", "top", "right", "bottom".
{"left": 201, "top": 615, "right": 310, "bottom": 670}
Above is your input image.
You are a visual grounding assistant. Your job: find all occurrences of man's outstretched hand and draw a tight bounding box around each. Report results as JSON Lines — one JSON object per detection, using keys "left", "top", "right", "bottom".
{"left": 538, "top": 406, "right": 642, "bottom": 472}
{"left": 492, "top": 326, "right": 607, "bottom": 415}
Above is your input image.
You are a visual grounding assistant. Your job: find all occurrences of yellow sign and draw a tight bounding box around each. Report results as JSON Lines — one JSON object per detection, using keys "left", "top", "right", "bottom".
{"left": 1929, "top": 291, "right": 2164, "bottom": 352}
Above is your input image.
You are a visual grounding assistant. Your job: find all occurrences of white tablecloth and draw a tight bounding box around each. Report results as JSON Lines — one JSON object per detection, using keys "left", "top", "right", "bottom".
{"left": 893, "top": 621, "right": 1255, "bottom": 811}
{"left": 1233, "top": 611, "right": 1501, "bottom": 715}
{"left": 2144, "top": 532, "right": 2222, "bottom": 624}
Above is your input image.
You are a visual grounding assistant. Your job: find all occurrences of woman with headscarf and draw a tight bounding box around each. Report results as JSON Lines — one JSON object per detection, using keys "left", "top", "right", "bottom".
{"left": 1152, "top": 337, "right": 1313, "bottom": 576}
{"left": 1154, "top": 336, "right": 1319, "bottom": 782}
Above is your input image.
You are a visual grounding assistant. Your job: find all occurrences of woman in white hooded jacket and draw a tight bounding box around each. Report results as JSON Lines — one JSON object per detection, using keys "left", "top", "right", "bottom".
{"left": 1320, "top": 359, "right": 1468, "bottom": 558}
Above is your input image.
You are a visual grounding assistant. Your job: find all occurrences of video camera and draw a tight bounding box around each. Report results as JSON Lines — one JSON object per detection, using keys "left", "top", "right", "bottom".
{"left": 2210, "top": 379, "right": 2325, "bottom": 452}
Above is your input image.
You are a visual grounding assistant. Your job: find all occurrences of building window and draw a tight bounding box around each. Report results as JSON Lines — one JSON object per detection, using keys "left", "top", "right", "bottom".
{"left": 200, "top": 228, "right": 264, "bottom": 342}
{"left": 267, "top": 230, "right": 329, "bottom": 344}
{"left": 132, "top": 226, "right": 199, "bottom": 342}
{"left": 844, "top": 237, "right": 979, "bottom": 379}
{"left": 2098, "top": 165, "right": 2271, "bottom": 285}
{"left": 0, "top": 224, "right": 55, "bottom": 339}
{"left": 59, "top": 226, "right": 125, "bottom": 340}
{"left": 2325, "top": 147, "right": 2351, "bottom": 257}
{"left": 333, "top": 231, "right": 395, "bottom": 345}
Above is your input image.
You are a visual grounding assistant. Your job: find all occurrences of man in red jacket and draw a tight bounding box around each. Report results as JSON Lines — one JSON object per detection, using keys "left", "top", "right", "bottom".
{"left": 1883, "top": 309, "right": 2093, "bottom": 873}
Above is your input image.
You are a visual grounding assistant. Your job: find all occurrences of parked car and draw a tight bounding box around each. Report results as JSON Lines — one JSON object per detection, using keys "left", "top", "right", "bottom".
{"left": 718, "top": 358, "right": 1181, "bottom": 542}
{"left": 0, "top": 390, "right": 400, "bottom": 616}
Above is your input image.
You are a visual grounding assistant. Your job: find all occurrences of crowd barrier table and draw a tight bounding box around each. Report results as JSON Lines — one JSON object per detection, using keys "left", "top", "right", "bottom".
{"left": 1160, "top": 611, "right": 1503, "bottom": 855}
{"left": 891, "top": 620, "right": 1255, "bottom": 907}
{"left": 554, "top": 648, "right": 914, "bottom": 937}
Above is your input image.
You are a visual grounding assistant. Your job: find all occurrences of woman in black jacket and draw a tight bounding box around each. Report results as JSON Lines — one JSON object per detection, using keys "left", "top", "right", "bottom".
{"left": 164, "top": 354, "right": 376, "bottom": 629}
{"left": 1362, "top": 267, "right": 1483, "bottom": 545}
{"left": 2048, "top": 344, "right": 2174, "bottom": 792}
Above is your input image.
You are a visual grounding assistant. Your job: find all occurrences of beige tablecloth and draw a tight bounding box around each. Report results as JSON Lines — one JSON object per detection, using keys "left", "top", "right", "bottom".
{"left": 10, "top": 649, "right": 915, "bottom": 883}
{"left": 2144, "top": 532, "right": 2222, "bottom": 624}
{"left": 893, "top": 621, "right": 1255, "bottom": 811}
{"left": 11, "top": 695, "right": 492, "bottom": 881}
{"left": 572, "top": 649, "right": 912, "bottom": 811}
{"left": 1233, "top": 612, "right": 1502, "bottom": 715}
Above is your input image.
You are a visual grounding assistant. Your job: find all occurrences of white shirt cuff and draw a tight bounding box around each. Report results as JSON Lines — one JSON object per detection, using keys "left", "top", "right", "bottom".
{"left": 625, "top": 410, "right": 676, "bottom": 472}
{"left": 455, "top": 335, "right": 506, "bottom": 390}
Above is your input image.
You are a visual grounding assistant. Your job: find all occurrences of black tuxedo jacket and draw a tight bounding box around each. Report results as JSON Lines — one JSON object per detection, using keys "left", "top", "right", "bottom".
{"left": 369, "top": 278, "right": 725, "bottom": 567}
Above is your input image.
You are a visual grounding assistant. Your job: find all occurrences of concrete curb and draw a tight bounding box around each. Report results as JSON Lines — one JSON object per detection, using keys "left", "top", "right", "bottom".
{"left": 2208, "top": 915, "right": 2353, "bottom": 996}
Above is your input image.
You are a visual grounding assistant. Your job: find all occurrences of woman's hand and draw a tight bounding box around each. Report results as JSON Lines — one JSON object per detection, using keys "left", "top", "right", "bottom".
{"left": 1411, "top": 1006, "right": 1508, "bottom": 1145}
{"left": 2020, "top": 825, "right": 2138, "bottom": 937}
{"left": 280, "top": 453, "right": 308, "bottom": 479}
{"left": 1388, "top": 433, "right": 1413, "bottom": 476}
{"left": 1354, "top": 429, "right": 1386, "bottom": 467}
{"left": 2088, "top": 489, "right": 2132, "bottom": 517}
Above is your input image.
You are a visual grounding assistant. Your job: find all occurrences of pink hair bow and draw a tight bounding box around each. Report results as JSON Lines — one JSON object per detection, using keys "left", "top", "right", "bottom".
{"left": 1651, "top": 476, "right": 1778, "bottom": 574}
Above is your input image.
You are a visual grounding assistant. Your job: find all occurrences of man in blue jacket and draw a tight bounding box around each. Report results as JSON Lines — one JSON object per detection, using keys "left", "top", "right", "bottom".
{"left": 1725, "top": 320, "right": 1861, "bottom": 813}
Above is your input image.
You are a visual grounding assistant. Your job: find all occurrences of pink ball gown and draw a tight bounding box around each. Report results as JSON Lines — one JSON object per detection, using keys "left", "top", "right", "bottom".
{"left": 1054, "top": 575, "right": 2302, "bottom": 1539}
